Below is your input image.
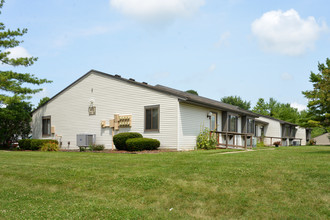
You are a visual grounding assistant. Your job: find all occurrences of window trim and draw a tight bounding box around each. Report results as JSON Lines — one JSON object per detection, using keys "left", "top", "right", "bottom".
{"left": 144, "top": 105, "right": 160, "bottom": 132}
{"left": 42, "top": 116, "right": 51, "bottom": 137}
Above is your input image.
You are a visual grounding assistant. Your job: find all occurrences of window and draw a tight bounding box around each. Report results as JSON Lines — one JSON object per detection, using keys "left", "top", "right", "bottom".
{"left": 145, "top": 105, "right": 159, "bottom": 131}
{"left": 228, "top": 115, "right": 238, "bottom": 132}
{"left": 285, "top": 125, "right": 290, "bottom": 137}
{"left": 260, "top": 126, "right": 264, "bottom": 137}
{"left": 254, "top": 125, "right": 257, "bottom": 136}
{"left": 42, "top": 116, "right": 51, "bottom": 136}
{"left": 210, "top": 112, "right": 217, "bottom": 131}
{"left": 247, "top": 118, "right": 254, "bottom": 134}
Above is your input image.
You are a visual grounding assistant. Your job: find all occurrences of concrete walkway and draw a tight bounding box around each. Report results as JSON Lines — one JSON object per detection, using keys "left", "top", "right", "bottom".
{"left": 213, "top": 148, "right": 275, "bottom": 155}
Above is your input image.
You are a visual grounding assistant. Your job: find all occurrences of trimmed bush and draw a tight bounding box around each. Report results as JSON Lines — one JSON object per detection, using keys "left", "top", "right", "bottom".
{"left": 126, "top": 138, "right": 160, "bottom": 151}
{"left": 30, "top": 139, "right": 59, "bottom": 151}
{"left": 18, "top": 139, "right": 33, "bottom": 150}
{"left": 113, "top": 132, "right": 143, "bottom": 150}
{"left": 89, "top": 144, "right": 105, "bottom": 151}
{"left": 41, "top": 142, "right": 59, "bottom": 151}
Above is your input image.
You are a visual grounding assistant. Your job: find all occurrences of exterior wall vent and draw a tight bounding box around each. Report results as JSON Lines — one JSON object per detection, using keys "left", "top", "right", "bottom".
{"left": 76, "top": 134, "right": 96, "bottom": 147}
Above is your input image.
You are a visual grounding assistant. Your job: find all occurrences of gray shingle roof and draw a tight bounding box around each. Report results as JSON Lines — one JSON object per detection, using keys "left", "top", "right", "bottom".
{"left": 32, "top": 69, "right": 257, "bottom": 117}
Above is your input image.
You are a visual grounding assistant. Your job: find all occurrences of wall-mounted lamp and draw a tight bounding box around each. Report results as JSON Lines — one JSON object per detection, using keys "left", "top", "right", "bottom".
{"left": 207, "top": 111, "right": 213, "bottom": 118}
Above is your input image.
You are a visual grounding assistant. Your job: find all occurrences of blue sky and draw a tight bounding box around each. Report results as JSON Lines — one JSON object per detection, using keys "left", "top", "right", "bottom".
{"left": 2, "top": 0, "right": 330, "bottom": 110}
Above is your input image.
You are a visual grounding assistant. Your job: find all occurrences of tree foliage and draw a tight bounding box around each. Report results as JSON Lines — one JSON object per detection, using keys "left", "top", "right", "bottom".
{"left": 252, "top": 98, "right": 302, "bottom": 124}
{"left": 302, "top": 58, "right": 330, "bottom": 130}
{"left": 186, "top": 90, "right": 198, "bottom": 96}
{"left": 0, "top": 0, "right": 51, "bottom": 104}
{"left": 0, "top": 101, "right": 32, "bottom": 146}
{"left": 0, "top": 0, "right": 51, "bottom": 145}
{"left": 221, "top": 95, "right": 251, "bottom": 110}
{"left": 253, "top": 98, "right": 268, "bottom": 115}
{"left": 37, "top": 97, "right": 50, "bottom": 108}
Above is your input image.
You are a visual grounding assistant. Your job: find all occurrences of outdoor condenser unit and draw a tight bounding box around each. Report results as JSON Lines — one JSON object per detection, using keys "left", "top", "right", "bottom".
{"left": 292, "top": 141, "right": 300, "bottom": 146}
{"left": 76, "top": 134, "right": 96, "bottom": 147}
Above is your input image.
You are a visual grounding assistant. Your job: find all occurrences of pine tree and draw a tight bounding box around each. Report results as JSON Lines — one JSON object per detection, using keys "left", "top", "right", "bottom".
{"left": 0, "top": 0, "right": 51, "bottom": 104}
{"left": 302, "top": 58, "right": 330, "bottom": 130}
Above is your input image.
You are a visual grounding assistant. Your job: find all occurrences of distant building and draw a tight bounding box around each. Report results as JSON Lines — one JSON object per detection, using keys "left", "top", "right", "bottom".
{"left": 313, "top": 133, "right": 330, "bottom": 145}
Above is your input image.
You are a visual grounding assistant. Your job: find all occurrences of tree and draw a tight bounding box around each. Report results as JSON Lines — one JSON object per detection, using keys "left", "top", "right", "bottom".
{"left": 185, "top": 90, "right": 198, "bottom": 96}
{"left": 302, "top": 58, "right": 330, "bottom": 130}
{"left": 0, "top": 101, "right": 32, "bottom": 146}
{"left": 37, "top": 97, "right": 50, "bottom": 108}
{"left": 0, "top": 0, "right": 51, "bottom": 104}
{"left": 252, "top": 98, "right": 268, "bottom": 115}
{"left": 252, "top": 98, "right": 303, "bottom": 125}
{"left": 0, "top": 0, "right": 51, "bottom": 145}
{"left": 221, "top": 95, "right": 251, "bottom": 110}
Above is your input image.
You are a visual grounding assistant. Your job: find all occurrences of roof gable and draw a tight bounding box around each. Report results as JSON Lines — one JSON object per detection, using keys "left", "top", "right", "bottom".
{"left": 32, "top": 69, "right": 259, "bottom": 117}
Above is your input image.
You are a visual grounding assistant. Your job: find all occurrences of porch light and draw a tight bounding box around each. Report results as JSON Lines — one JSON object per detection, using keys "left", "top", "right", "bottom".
{"left": 207, "top": 111, "right": 212, "bottom": 118}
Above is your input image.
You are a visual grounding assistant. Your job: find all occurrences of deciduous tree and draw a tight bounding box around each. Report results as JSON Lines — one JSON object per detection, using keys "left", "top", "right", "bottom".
{"left": 221, "top": 95, "right": 251, "bottom": 110}
{"left": 186, "top": 90, "right": 198, "bottom": 96}
{"left": 0, "top": 101, "right": 32, "bottom": 146}
{"left": 37, "top": 97, "right": 50, "bottom": 108}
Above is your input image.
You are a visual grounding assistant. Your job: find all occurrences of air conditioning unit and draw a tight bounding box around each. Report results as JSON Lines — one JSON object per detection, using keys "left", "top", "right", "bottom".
{"left": 292, "top": 141, "right": 300, "bottom": 146}
{"left": 76, "top": 134, "right": 96, "bottom": 147}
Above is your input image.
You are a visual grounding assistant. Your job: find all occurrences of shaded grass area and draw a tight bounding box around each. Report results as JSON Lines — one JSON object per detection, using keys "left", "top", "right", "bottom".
{"left": 0, "top": 146, "right": 329, "bottom": 219}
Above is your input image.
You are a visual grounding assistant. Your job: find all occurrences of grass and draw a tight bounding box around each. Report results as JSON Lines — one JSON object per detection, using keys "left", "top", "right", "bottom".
{"left": 0, "top": 146, "right": 329, "bottom": 219}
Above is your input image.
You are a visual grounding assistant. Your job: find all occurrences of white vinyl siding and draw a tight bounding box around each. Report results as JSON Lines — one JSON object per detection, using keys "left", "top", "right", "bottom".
{"left": 32, "top": 72, "right": 178, "bottom": 149}
{"left": 295, "top": 127, "right": 307, "bottom": 145}
{"left": 178, "top": 102, "right": 222, "bottom": 150}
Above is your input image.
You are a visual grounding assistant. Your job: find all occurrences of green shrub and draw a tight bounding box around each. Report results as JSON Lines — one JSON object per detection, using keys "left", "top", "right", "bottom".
{"left": 41, "top": 142, "right": 59, "bottom": 151}
{"left": 18, "top": 139, "right": 33, "bottom": 150}
{"left": 196, "top": 127, "right": 217, "bottom": 150}
{"left": 113, "top": 132, "right": 143, "bottom": 150}
{"left": 257, "top": 141, "right": 265, "bottom": 147}
{"left": 126, "top": 138, "right": 160, "bottom": 151}
{"left": 307, "top": 139, "right": 316, "bottom": 146}
{"left": 89, "top": 144, "right": 105, "bottom": 151}
{"left": 30, "top": 139, "right": 59, "bottom": 151}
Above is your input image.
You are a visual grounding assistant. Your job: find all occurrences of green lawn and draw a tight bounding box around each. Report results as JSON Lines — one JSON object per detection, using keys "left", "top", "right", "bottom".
{"left": 0, "top": 146, "right": 329, "bottom": 219}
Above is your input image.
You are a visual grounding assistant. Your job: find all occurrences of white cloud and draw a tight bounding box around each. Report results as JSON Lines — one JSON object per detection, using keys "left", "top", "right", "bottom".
{"left": 251, "top": 9, "right": 327, "bottom": 55}
{"left": 54, "top": 25, "right": 112, "bottom": 48}
{"left": 215, "top": 31, "right": 231, "bottom": 47}
{"left": 110, "top": 0, "right": 205, "bottom": 25}
{"left": 290, "top": 102, "right": 307, "bottom": 111}
{"left": 281, "top": 72, "right": 293, "bottom": 81}
{"left": 209, "top": 64, "right": 216, "bottom": 72}
{"left": 6, "top": 46, "right": 32, "bottom": 59}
